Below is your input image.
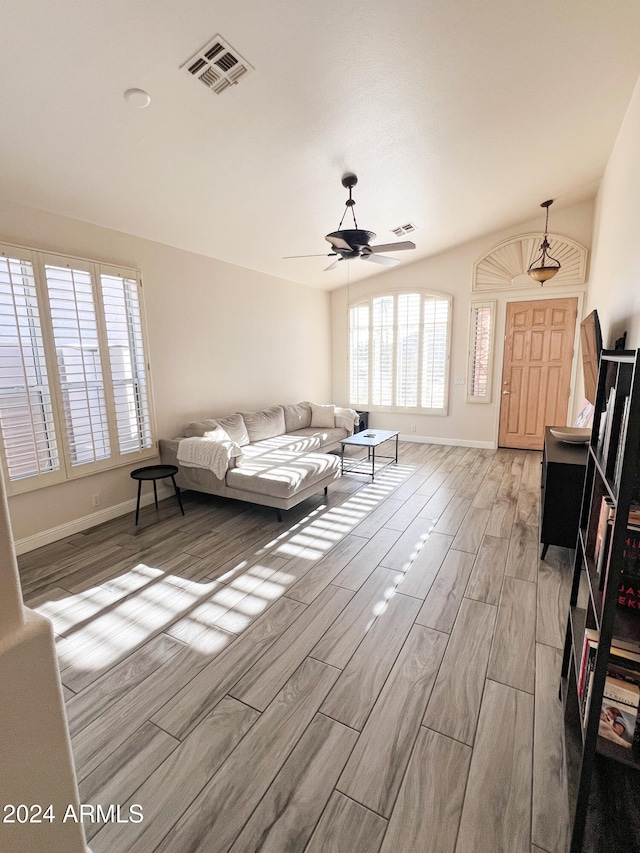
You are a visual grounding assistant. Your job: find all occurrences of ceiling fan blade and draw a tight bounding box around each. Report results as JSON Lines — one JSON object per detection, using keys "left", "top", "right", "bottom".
{"left": 369, "top": 241, "right": 416, "bottom": 254}
{"left": 283, "top": 253, "right": 336, "bottom": 259}
{"left": 325, "top": 234, "right": 353, "bottom": 251}
{"left": 362, "top": 254, "right": 400, "bottom": 267}
{"left": 324, "top": 259, "right": 342, "bottom": 271}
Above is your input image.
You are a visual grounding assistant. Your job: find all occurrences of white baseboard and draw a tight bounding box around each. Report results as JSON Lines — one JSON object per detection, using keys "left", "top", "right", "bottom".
{"left": 15, "top": 485, "right": 172, "bottom": 555}
{"left": 399, "top": 434, "right": 496, "bottom": 449}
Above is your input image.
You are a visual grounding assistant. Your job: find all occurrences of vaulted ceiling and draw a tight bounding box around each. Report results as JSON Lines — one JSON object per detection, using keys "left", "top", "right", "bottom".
{"left": 1, "top": 1, "right": 640, "bottom": 289}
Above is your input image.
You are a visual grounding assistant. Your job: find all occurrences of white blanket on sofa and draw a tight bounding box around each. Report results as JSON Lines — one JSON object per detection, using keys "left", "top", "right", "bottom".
{"left": 177, "top": 429, "right": 243, "bottom": 479}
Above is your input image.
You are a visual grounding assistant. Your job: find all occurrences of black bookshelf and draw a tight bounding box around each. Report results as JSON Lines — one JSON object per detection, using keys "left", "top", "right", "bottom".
{"left": 562, "top": 350, "right": 640, "bottom": 852}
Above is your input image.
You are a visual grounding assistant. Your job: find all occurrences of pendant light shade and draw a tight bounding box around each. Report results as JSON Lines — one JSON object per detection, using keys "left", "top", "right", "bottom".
{"left": 528, "top": 200, "right": 561, "bottom": 283}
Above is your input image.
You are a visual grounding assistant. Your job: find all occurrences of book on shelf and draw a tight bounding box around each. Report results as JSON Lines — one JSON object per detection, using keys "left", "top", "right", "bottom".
{"left": 598, "top": 679, "right": 639, "bottom": 749}
{"left": 613, "top": 395, "right": 631, "bottom": 489}
{"left": 630, "top": 503, "right": 640, "bottom": 527}
{"left": 619, "top": 529, "right": 640, "bottom": 609}
{"left": 578, "top": 628, "right": 640, "bottom": 711}
{"left": 594, "top": 496, "right": 615, "bottom": 582}
{"left": 589, "top": 496, "right": 640, "bottom": 596}
{"left": 619, "top": 578, "right": 640, "bottom": 609}
{"left": 597, "top": 388, "right": 616, "bottom": 465}
{"left": 580, "top": 642, "right": 640, "bottom": 753}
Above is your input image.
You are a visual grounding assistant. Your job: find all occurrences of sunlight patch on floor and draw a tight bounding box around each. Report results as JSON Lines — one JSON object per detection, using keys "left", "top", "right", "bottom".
{"left": 32, "top": 455, "right": 427, "bottom": 679}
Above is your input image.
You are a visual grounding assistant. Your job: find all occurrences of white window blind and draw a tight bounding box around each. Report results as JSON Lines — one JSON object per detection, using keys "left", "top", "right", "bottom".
{"left": 467, "top": 300, "right": 495, "bottom": 403}
{"left": 349, "top": 303, "right": 369, "bottom": 407}
{"left": 396, "top": 293, "right": 421, "bottom": 408}
{"left": 422, "top": 296, "right": 449, "bottom": 410}
{"left": 372, "top": 295, "right": 394, "bottom": 407}
{"left": 100, "top": 271, "right": 153, "bottom": 454}
{"left": 349, "top": 290, "right": 451, "bottom": 414}
{"left": 45, "top": 262, "right": 110, "bottom": 466}
{"left": 0, "top": 244, "right": 155, "bottom": 493}
{"left": 0, "top": 254, "right": 60, "bottom": 482}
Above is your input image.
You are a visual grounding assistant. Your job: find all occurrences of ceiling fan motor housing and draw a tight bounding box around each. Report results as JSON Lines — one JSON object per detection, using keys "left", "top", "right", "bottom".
{"left": 325, "top": 229, "right": 376, "bottom": 257}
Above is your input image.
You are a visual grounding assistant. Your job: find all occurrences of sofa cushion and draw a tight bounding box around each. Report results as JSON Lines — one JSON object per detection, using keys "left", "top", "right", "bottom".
{"left": 239, "top": 406, "right": 286, "bottom": 442}
{"left": 183, "top": 418, "right": 220, "bottom": 438}
{"left": 215, "top": 413, "right": 250, "bottom": 447}
{"left": 310, "top": 402, "right": 335, "bottom": 428}
{"left": 288, "top": 426, "right": 347, "bottom": 448}
{"left": 249, "top": 433, "right": 322, "bottom": 455}
{"left": 226, "top": 450, "right": 339, "bottom": 499}
{"left": 282, "top": 402, "right": 312, "bottom": 432}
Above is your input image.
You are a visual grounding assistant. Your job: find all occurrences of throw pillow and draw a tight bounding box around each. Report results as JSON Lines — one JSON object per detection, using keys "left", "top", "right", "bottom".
{"left": 310, "top": 403, "right": 335, "bottom": 428}
{"left": 183, "top": 418, "right": 220, "bottom": 438}
{"left": 203, "top": 426, "right": 232, "bottom": 442}
{"left": 215, "top": 413, "right": 250, "bottom": 447}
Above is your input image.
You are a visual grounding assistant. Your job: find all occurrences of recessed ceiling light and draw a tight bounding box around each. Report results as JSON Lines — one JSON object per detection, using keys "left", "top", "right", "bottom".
{"left": 124, "top": 88, "right": 151, "bottom": 108}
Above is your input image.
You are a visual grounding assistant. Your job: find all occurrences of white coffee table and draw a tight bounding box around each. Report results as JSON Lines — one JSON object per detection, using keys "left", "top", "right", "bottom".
{"left": 340, "top": 429, "right": 399, "bottom": 481}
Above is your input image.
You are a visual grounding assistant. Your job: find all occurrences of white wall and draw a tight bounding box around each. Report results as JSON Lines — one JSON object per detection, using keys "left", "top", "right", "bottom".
{"left": 0, "top": 201, "right": 332, "bottom": 542}
{"left": 586, "top": 74, "right": 640, "bottom": 348}
{"left": 331, "top": 201, "right": 594, "bottom": 446}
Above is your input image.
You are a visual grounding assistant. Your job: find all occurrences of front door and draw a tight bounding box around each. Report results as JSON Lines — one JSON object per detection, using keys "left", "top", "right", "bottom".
{"left": 499, "top": 297, "right": 578, "bottom": 450}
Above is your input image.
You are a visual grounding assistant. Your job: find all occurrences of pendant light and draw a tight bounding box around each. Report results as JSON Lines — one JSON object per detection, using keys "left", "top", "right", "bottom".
{"left": 528, "top": 199, "right": 561, "bottom": 283}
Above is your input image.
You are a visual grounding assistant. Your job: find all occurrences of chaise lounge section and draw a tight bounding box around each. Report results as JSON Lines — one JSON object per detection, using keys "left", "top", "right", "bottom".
{"left": 159, "top": 402, "right": 358, "bottom": 519}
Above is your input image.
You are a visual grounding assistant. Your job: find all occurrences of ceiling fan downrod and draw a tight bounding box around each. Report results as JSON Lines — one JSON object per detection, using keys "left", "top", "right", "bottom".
{"left": 338, "top": 173, "right": 359, "bottom": 230}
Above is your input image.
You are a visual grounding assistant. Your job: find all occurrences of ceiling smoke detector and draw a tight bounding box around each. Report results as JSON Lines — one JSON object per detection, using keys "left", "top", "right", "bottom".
{"left": 182, "top": 35, "right": 254, "bottom": 95}
{"left": 391, "top": 223, "right": 416, "bottom": 237}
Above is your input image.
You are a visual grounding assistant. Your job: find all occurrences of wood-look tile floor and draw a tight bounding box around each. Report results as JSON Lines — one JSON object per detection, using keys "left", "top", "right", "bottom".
{"left": 18, "top": 442, "right": 573, "bottom": 853}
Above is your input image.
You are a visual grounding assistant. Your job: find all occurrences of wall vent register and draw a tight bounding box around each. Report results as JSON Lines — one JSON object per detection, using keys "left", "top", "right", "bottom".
{"left": 182, "top": 35, "right": 254, "bottom": 95}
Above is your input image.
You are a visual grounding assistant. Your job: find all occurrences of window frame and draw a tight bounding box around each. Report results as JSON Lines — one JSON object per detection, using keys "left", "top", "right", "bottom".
{"left": 348, "top": 289, "right": 452, "bottom": 416}
{"left": 466, "top": 299, "right": 496, "bottom": 404}
{"left": 0, "top": 242, "right": 157, "bottom": 495}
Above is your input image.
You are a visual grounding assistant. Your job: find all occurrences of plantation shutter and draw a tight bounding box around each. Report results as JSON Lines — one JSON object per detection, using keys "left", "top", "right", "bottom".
{"left": 0, "top": 244, "right": 155, "bottom": 493}
{"left": 349, "top": 303, "right": 369, "bottom": 407}
{"left": 100, "top": 271, "right": 153, "bottom": 454}
{"left": 371, "top": 295, "right": 394, "bottom": 407}
{"left": 467, "top": 301, "right": 495, "bottom": 402}
{"left": 396, "top": 293, "right": 421, "bottom": 407}
{"left": 0, "top": 251, "right": 61, "bottom": 482}
{"left": 349, "top": 290, "right": 451, "bottom": 415}
{"left": 44, "top": 261, "right": 110, "bottom": 466}
{"left": 421, "top": 296, "right": 449, "bottom": 410}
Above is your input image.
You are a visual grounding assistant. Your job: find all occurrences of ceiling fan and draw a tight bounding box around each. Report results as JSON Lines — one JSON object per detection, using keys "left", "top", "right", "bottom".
{"left": 284, "top": 173, "right": 416, "bottom": 271}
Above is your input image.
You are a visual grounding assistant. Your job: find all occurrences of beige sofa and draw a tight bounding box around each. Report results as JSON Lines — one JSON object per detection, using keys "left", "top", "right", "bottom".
{"left": 159, "top": 402, "right": 358, "bottom": 519}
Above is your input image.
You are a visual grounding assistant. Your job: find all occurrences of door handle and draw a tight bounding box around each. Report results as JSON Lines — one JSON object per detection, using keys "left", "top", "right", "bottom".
{"left": 502, "top": 390, "right": 511, "bottom": 395}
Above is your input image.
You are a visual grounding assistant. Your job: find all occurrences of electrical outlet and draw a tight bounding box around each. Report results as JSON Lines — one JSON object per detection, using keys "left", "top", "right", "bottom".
{"left": 92, "top": 494, "right": 101, "bottom": 507}
{"left": 454, "top": 377, "right": 465, "bottom": 386}
{"left": 411, "top": 425, "right": 416, "bottom": 433}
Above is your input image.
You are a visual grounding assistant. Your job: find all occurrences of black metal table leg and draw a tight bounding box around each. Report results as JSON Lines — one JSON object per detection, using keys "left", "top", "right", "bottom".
{"left": 171, "top": 475, "right": 185, "bottom": 516}
{"left": 135, "top": 480, "right": 142, "bottom": 525}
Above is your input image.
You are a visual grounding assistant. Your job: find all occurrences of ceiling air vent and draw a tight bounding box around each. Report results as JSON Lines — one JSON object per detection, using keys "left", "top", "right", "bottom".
{"left": 391, "top": 223, "right": 416, "bottom": 237}
{"left": 182, "top": 35, "right": 254, "bottom": 95}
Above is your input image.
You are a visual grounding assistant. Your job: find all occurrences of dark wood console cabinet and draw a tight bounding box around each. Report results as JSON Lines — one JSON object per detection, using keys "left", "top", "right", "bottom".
{"left": 540, "top": 426, "right": 588, "bottom": 558}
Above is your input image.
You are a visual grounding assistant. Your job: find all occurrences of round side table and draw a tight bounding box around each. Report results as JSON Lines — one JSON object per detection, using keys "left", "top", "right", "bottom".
{"left": 130, "top": 464, "right": 185, "bottom": 525}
